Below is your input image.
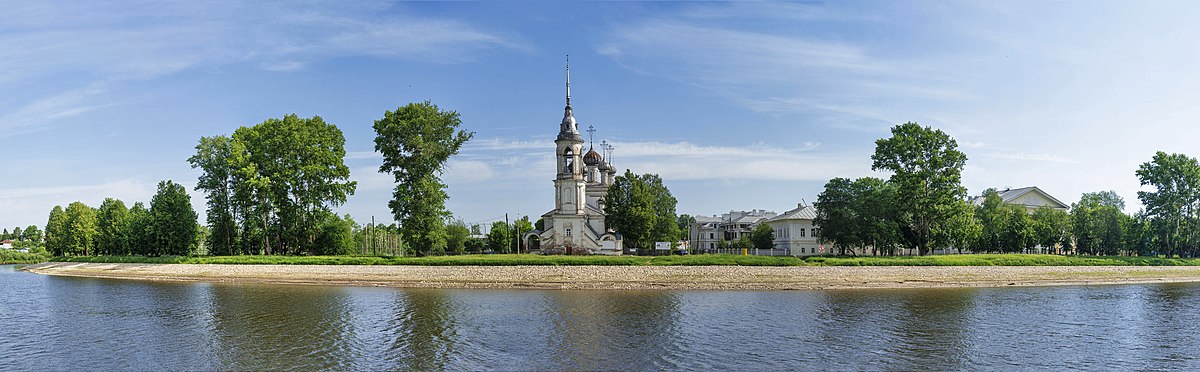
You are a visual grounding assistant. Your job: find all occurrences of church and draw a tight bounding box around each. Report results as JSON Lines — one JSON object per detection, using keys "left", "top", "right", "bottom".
{"left": 523, "top": 60, "right": 624, "bottom": 255}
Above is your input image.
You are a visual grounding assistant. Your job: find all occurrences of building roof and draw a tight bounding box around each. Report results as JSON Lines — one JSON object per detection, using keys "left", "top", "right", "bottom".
{"left": 765, "top": 203, "right": 818, "bottom": 223}
{"left": 970, "top": 186, "right": 1069, "bottom": 210}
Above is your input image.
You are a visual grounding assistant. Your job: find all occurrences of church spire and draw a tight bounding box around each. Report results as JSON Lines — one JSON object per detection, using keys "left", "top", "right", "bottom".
{"left": 566, "top": 54, "right": 572, "bottom": 107}
{"left": 557, "top": 54, "right": 582, "bottom": 141}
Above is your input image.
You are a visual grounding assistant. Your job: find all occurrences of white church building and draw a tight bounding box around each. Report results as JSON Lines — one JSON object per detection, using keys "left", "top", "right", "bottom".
{"left": 523, "top": 60, "right": 624, "bottom": 255}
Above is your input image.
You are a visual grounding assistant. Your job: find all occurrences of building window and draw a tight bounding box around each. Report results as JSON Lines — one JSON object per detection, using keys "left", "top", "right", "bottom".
{"left": 801, "top": 247, "right": 806, "bottom": 253}
{"left": 812, "top": 228, "right": 819, "bottom": 237}
{"left": 709, "top": 233, "right": 714, "bottom": 239}
{"left": 566, "top": 228, "right": 572, "bottom": 237}
{"left": 800, "top": 228, "right": 806, "bottom": 237}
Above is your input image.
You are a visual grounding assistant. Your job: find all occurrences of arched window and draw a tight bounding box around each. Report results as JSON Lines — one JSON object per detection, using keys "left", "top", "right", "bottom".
{"left": 563, "top": 148, "right": 574, "bottom": 173}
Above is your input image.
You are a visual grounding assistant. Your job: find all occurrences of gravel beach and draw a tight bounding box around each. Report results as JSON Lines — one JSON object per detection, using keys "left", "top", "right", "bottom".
{"left": 23, "top": 262, "right": 1200, "bottom": 290}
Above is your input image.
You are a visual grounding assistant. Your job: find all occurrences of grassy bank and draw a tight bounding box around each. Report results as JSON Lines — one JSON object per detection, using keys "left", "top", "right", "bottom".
{"left": 0, "top": 249, "right": 52, "bottom": 264}
{"left": 52, "top": 254, "right": 806, "bottom": 266}
{"left": 48, "top": 253, "right": 1200, "bottom": 266}
{"left": 806, "top": 254, "right": 1200, "bottom": 266}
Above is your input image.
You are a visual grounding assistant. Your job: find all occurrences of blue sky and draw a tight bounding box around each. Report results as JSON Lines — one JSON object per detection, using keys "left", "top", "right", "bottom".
{"left": 2, "top": 1, "right": 1198, "bottom": 230}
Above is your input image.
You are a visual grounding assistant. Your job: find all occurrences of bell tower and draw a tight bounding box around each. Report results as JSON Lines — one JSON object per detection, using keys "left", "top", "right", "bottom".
{"left": 554, "top": 56, "right": 586, "bottom": 220}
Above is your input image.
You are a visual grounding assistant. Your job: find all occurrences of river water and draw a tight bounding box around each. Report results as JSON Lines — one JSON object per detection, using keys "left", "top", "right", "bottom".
{"left": 3, "top": 264, "right": 1199, "bottom": 370}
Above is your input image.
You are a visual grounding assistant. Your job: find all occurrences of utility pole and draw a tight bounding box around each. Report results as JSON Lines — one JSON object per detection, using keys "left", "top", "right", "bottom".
{"left": 505, "top": 213, "right": 510, "bottom": 254}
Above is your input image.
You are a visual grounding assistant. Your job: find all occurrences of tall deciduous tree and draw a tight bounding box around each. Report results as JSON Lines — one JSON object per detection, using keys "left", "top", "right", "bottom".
{"left": 188, "top": 135, "right": 239, "bottom": 256}
{"left": 96, "top": 198, "right": 131, "bottom": 255}
{"left": 1072, "top": 191, "right": 1130, "bottom": 256}
{"left": 63, "top": 201, "right": 97, "bottom": 256}
{"left": 604, "top": 170, "right": 680, "bottom": 250}
{"left": 445, "top": 219, "right": 470, "bottom": 255}
{"left": 814, "top": 177, "right": 901, "bottom": 256}
{"left": 1136, "top": 151, "right": 1200, "bottom": 257}
{"left": 45, "top": 206, "right": 67, "bottom": 256}
{"left": 234, "top": 114, "right": 357, "bottom": 255}
{"left": 150, "top": 180, "right": 199, "bottom": 256}
{"left": 22, "top": 225, "right": 41, "bottom": 243}
{"left": 374, "top": 101, "right": 473, "bottom": 256}
{"left": 871, "top": 122, "right": 969, "bottom": 255}
{"left": 128, "top": 202, "right": 153, "bottom": 255}
{"left": 1031, "top": 207, "right": 1071, "bottom": 254}
{"left": 486, "top": 221, "right": 512, "bottom": 253}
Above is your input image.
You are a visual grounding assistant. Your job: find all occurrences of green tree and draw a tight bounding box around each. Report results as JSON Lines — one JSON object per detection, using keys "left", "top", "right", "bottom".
{"left": 749, "top": 223, "right": 774, "bottom": 249}
{"left": 973, "top": 189, "right": 1004, "bottom": 253}
{"left": 871, "top": 122, "right": 969, "bottom": 255}
{"left": 150, "top": 180, "right": 199, "bottom": 256}
{"left": 96, "top": 198, "right": 131, "bottom": 255}
{"left": 11, "top": 226, "right": 21, "bottom": 242}
{"left": 22, "top": 225, "right": 41, "bottom": 243}
{"left": 374, "top": 101, "right": 474, "bottom": 256}
{"left": 1031, "top": 207, "right": 1071, "bottom": 254}
{"left": 1072, "top": 191, "right": 1130, "bottom": 255}
{"left": 604, "top": 170, "right": 679, "bottom": 250}
{"left": 45, "top": 206, "right": 67, "bottom": 256}
{"left": 486, "top": 221, "right": 512, "bottom": 253}
{"left": 232, "top": 115, "right": 358, "bottom": 255}
{"left": 939, "top": 199, "right": 981, "bottom": 254}
{"left": 814, "top": 178, "right": 860, "bottom": 253}
{"left": 128, "top": 202, "right": 153, "bottom": 255}
{"left": 815, "top": 177, "right": 901, "bottom": 256}
{"left": 188, "top": 135, "right": 239, "bottom": 256}
{"left": 1136, "top": 152, "right": 1200, "bottom": 257}
{"left": 997, "top": 204, "right": 1034, "bottom": 253}
{"left": 63, "top": 201, "right": 98, "bottom": 256}
{"left": 313, "top": 213, "right": 356, "bottom": 256}
{"left": 677, "top": 214, "right": 695, "bottom": 242}
{"left": 445, "top": 220, "right": 470, "bottom": 255}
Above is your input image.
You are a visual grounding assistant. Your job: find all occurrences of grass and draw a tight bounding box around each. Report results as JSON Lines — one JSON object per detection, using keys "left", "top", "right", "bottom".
{"left": 0, "top": 249, "right": 52, "bottom": 264}
{"left": 48, "top": 253, "right": 1200, "bottom": 267}
{"left": 803, "top": 254, "right": 1200, "bottom": 266}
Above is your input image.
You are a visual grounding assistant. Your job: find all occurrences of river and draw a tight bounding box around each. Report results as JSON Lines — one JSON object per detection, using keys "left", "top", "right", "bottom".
{"left": 3, "top": 264, "right": 1200, "bottom": 370}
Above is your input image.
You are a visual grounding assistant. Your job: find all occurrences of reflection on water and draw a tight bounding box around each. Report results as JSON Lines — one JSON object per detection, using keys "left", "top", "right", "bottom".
{"left": 5, "top": 265, "right": 1200, "bottom": 370}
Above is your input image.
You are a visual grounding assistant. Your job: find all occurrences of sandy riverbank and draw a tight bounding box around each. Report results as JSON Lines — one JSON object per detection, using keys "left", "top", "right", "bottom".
{"left": 23, "top": 262, "right": 1200, "bottom": 290}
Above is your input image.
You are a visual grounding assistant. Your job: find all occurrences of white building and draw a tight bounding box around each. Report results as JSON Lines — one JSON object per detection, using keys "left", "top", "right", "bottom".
{"left": 969, "top": 186, "right": 1069, "bottom": 213}
{"left": 524, "top": 60, "right": 623, "bottom": 254}
{"left": 763, "top": 203, "right": 826, "bottom": 255}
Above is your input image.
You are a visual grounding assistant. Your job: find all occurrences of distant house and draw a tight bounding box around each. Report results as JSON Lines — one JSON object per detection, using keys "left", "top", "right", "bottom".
{"left": 970, "top": 186, "right": 1069, "bottom": 213}
{"left": 0, "top": 239, "right": 14, "bottom": 249}
{"left": 689, "top": 209, "right": 778, "bottom": 251}
{"left": 763, "top": 203, "right": 823, "bottom": 255}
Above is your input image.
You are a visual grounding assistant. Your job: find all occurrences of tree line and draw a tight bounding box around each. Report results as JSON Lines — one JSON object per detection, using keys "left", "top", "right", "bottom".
{"left": 43, "top": 181, "right": 200, "bottom": 256}
{"left": 815, "top": 122, "right": 1200, "bottom": 257}
{"left": 31, "top": 100, "right": 687, "bottom": 257}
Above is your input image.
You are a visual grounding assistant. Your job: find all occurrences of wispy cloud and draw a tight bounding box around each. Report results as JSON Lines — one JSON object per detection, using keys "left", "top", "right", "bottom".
{"left": 0, "top": 82, "right": 118, "bottom": 134}
{"left": 597, "top": 4, "right": 972, "bottom": 127}
{"left": 0, "top": 1, "right": 525, "bottom": 135}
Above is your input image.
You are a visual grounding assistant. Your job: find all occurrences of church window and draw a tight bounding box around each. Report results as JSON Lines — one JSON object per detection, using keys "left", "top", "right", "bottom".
{"left": 566, "top": 228, "right": 572, "bottom": 237}
{"left": 563, "top": 148, "right": 574, "bottom": 173}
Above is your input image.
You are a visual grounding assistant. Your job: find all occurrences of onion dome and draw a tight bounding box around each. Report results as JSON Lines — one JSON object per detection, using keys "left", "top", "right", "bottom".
{"left": 599, "top": 160, "right": 612, "bottom": 172}
{"left": 584, "top": 148, "right": 603, "bottom": 166}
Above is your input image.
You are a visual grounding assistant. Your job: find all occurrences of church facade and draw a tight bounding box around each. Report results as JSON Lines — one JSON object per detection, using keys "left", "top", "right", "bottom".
{"left": 523, "top": 61, "right": 624, "bottom": 255}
